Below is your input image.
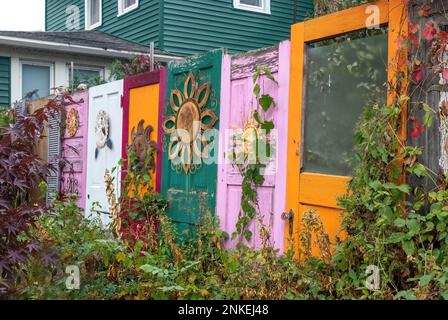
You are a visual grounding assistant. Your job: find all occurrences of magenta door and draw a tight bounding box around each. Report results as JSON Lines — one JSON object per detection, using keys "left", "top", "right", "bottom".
{"left": 216, "top": 41, "right": 290, "bottom": 252}
{"left": 61, "top": 91, "right": 89, "bottom": 208}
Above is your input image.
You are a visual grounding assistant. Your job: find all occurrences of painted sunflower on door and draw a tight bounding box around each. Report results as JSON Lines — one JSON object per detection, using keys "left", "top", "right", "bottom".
{"left": 162, "top": 72, "right": 218, "bottom": 174}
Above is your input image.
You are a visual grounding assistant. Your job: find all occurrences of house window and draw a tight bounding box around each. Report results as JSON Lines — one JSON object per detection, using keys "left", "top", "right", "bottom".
{"left": 233, "top": 0, "right": 271, "bottom": 14}
{"left": 20, "top": 61, "right": 54, "bottom": 100}
{"left": 118, "top": 0, "right": 139, "bottom": 16}
{"left": 69, "top": 65, "right": 104, "bottom": 87}
{"left": 85, "top": 0, "right": 102, "bottom": 30}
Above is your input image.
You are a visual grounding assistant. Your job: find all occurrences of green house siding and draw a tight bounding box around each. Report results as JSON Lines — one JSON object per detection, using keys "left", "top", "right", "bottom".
{"left": 0, "top": 57, "right": 10, "bottom": 107}
{"left": 45, "top": 0, "right": 160, "bottom": 46}
{"left": 161, "top": 0, "right": 313, "bottom": 55}
{"left": 45, "top": 0, "right": 313, "bottom": 55}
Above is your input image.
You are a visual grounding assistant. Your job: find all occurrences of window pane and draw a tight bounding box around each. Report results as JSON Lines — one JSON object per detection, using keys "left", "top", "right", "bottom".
{"left": 22, "top": 64, "right": 50, "bottom": 99}
{"left": 73, "top": 68, "right": 101, "bottom": 85}
{"left": 302, "top": 30, "right": 388, "bottom": 176}
{"left": 90, "top": 0, "right": 100, "bottom": 25}
{"left": 240, "top": 0, "right": 262, "bottom": 7}
{"left": 124, "top": 0, "right": 136, "bottom": 8}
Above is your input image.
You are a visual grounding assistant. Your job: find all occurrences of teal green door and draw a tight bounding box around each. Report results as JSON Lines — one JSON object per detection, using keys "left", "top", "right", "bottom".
{"left": 161, "top": 50, "right": 222, "bottom": 238}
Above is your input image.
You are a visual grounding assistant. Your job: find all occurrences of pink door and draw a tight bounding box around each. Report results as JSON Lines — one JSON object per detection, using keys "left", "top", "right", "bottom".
{"left": 216, "top": 41, "right": 290, "bottom": 252}
{"left": 60, "top": 91, "right": 89, "bottom": 208}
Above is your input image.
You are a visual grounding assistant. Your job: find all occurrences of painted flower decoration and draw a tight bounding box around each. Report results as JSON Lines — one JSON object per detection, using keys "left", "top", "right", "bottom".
{"left": 163, "top": 73, "right": 218, "bottom": 174}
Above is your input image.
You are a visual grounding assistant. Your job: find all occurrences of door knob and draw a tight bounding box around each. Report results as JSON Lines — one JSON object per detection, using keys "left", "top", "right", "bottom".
{"left": 281, "top": 209, "right": 294, "bottom": 221}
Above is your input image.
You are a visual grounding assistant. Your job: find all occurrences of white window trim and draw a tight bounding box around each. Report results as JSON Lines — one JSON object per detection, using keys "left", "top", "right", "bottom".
{"left": 85, "top": 0, "right": 102, "bottom": 30}
{"left": 117, "top": 0, "right": 139, "bottom": 17}
{"left": 19, "top": 60, "right": 55, "bottom": 98}
{"left": 233, "top": 0, "right": 271, "bottom": 14}
{"left": 68, "top": 64, "right": 105, "bottom": 84}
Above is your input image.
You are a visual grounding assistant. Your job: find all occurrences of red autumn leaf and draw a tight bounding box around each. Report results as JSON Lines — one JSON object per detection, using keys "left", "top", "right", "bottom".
{"left": 409, "top": 22, "right": 419, "bottom": 35}
{"left": 439, "top": 31, "right": 448, "bottom": 41}
{"left": 411, "top": 118, "right": 424, "bottom": 138}
{"left": 422, "top": 22, "right": 437, "bottom": 41}
{"left": 412, "top": 60, "right": 424, "bottom": 82}
{"left": 443, "top": 69, "right": 448, "bottom": 81}
{"left": 418, "top": 4, "right": 431, "bottom": 17}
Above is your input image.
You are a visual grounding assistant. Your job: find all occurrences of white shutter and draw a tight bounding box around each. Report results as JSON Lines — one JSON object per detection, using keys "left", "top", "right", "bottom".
{"left": 46, "top": 111, "right": 61, "bottom": 204}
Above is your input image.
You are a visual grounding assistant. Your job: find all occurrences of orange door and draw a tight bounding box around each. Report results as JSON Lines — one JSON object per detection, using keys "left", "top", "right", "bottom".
{"left": 285, "top": 0, "right": 407, "bottom": 255}
{"left": 122, "top": 70, "right": 166, "bottom": 193}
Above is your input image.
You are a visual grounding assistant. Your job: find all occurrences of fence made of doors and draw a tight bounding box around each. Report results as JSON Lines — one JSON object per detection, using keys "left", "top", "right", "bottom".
{"left": 285, "top": 0, "right": 407, "bottom": 255}
{"left": 161, "top": 50, "right": 223, "bottom": 238}
{"left": 216, "top": 41, "right": 291, "bottom": 251}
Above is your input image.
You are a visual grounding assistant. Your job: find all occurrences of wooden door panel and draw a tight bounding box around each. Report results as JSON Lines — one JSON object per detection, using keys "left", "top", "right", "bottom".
{"left": 122, "top": 70, "right": 166, "bottom": 193}
{"left": 85, "top": 80, "right": 123, "bottom": 224}
{"left": 162, "top": 50, "right": 222, "bottom": 239}
{"left": 299, "top": 173, "right": 349, "bottom": 208}
{"left": 217, "top": 41, "right": 291, "bottom": 251}
{"left": 286, "top": 0, "right": 407, "bottom": 255}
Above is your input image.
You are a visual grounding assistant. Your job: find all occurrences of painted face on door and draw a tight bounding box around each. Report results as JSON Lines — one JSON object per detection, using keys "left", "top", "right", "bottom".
{"left": 129, "top": 119, "right": 157, "bottom": 173}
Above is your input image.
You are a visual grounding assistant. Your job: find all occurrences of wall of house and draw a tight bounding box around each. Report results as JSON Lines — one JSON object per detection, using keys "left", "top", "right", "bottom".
{"left": 0, "top": 46, "right": 113, "bottom": 102}
{"left": 0, "top": 57, "right": 10, "bottom": 107}
{"left": 161, "top": 0, "right": 312, "bottom": 55}
{"left": 45, "top": 0, "right": 313, "bottom": 56}
{"left": 45, "top": 0, "right": 160, "bottom": 46}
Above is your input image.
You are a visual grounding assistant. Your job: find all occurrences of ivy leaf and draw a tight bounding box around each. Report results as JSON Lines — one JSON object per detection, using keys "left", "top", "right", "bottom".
{"left": 419, "top": 274, "right": 433, "bottom": 286}
{"left": 259, "top": 94, "right": 274, "bottom": 112}
{"left": 394, "top": 218, "right": 406, "bottom": 228}
{"left": 253, "top": 111, "right": 262, "bottom": 124}
{"left": 409, "top": 163, "right": 428, "bottom": 177}
{"left": 253, "top": 84, "right": 261, "bottom": 96}
{"left": 442, "top": 291, "right": 448, "bottom": 300}
{"left": 422, "top": 103, "right": 433, "bottom": 127}
{"left": 397, "top": 184, "right": 410, "bottom": 194}
{"left": 402, "top": 239, "right": 415, "bottom": 256}
{"left": 244, "top": 230, "right": 252, "bottom": 242}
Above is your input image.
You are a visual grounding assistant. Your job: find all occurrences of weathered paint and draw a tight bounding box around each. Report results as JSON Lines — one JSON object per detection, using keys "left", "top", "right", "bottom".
{"left": 216, "top": 41, "right": 290, "bottom": 252}
{"left": 161, "top": 50, "right": 222, "bottom": 238}
{"left": 45, "top": 0, "right": 314, "bottom": 55}
{"left": 45, "top": 0, "right": 160, "bottom": 46}
{"left": 0, "top": 56, "right": 10, "bottom": 107}
{"left": 285, "top": 0, "right": 408, "bottom": 255}
{"left": 61, "top": 91, "right": 89, "bottom": 208}
{"left": 121, "top": 69, "right": 167, "bottom": 192}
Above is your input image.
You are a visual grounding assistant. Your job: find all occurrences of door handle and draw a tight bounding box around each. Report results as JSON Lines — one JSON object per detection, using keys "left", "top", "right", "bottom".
{"left": 282, "top": 209, "right": 294, "bottom": 240}
{"left": 281, "top": 209, "right": 294, "bottom": 221}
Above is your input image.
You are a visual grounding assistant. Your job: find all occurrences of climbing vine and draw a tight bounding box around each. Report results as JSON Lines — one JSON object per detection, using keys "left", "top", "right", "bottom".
{"left": 231, "top": 67, "right": 278, "bottom": 245}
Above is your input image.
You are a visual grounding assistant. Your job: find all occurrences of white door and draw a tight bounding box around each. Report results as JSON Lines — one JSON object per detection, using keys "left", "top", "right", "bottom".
{"left": 85, "top": 80, "right": 123, "bottom": 225}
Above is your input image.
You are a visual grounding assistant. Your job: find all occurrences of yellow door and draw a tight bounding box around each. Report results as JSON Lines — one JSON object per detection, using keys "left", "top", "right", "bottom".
{"left": 285, "top": 0, "right": 407, "bottom": 256}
